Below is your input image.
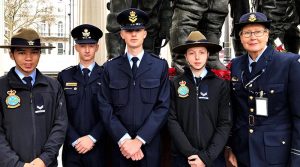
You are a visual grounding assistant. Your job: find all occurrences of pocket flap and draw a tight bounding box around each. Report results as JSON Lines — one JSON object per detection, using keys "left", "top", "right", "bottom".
{"left": 64, "top": 89, "right": 78, "bottom": 95}
{"left": 267, "top": 84, "right": 284, "bottom": 94}
{"left": 141, "top": 79, "right": 160, "bottom": 88}
{"left": 264, "top": 131, "right": 290, "bottom": 146}
{"left": 109, "top": 80, "right": 128, "bottom": 89}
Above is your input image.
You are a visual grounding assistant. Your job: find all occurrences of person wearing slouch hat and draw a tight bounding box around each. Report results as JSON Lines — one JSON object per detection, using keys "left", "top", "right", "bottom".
{"left": 168, "top": 31, "right": 232, "bottom": 167}
{"left": 0, "top": 28, "right": 67, "bottom": 167}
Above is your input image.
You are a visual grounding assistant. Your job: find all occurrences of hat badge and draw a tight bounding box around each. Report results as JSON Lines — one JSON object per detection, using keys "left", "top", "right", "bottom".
{"left": 129, "top": 10, "right": 137, "bottom": 23}
{"left": 248, "top": 14, "right": 257, "bottom": 22}
{"left": 82, "top": 29, "right": 91, "bottom": 39}
{"left": 28, "top": 41, "right": 34, "bottom": 46}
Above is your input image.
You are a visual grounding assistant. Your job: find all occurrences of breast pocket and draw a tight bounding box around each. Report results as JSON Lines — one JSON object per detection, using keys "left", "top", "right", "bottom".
{"left": 64, "top": 88, "right": 80, "bottom": 109}
{"left": 231, "top": 82, "right": 245, "bottom": 96}
{"left": 264, "top": 131, "right": 291, "bottom": 165}
{"left": 267, "top": 84, "right": 285, "bottom": 111}
{"left": 140, "top": 79, "right": 160, "bottom": 104}
{"left": 109, "top": 80, "right": 129, "bottom": 106}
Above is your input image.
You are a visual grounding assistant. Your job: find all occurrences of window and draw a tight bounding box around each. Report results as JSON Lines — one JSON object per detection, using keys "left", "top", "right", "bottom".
{"left": 58, "top": 21, "right": 63, "bottom": 37}
{"left": 57, "top": 43, "right": 64, "bottom": 55}
{"left": 40, "top": 22, "right": 46, "bottom": 36}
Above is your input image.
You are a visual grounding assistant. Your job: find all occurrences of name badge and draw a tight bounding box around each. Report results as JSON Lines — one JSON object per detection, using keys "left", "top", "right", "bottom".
{"left": 256, "top": 97, "right": 268, "bottom": 116}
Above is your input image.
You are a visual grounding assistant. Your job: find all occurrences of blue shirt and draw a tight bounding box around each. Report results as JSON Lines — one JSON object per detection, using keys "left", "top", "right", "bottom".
{"left": 15, "top": 68, "right": 36, "bottom": 86}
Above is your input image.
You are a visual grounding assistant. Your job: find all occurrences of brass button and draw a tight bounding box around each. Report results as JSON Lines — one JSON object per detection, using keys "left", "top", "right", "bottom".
{"left": 249, "top": 84, "right": 253, "bottom": 88}
{"left": 249, "top": 96, "right": 253, "bottom": 100}
{"left": 270, "top": 90, "right": 274, "bottom": 94}
{"left": 249, "top": 129, "right": 254, "bottom": 133}
{"left": 233, "top": 88, "right": 236, "bottom": 91}
{"left": 250, "top": 108, "right": 254, "bottom": 112}
{"left": 282, "top": 141, "right": 286, "bottom": 144}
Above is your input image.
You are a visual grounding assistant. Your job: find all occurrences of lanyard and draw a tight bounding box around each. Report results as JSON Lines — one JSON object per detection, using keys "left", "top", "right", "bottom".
{"left": 241, "top": 69, "right": 266, "bottom": 95}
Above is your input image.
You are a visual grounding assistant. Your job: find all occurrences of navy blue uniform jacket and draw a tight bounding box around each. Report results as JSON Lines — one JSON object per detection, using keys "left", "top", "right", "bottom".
{"left": 98, "top": 52, "right": 170, "bottom": 145}
{"left": 229, "top": 46, "right": 300, "bottom": 166}
{"left": 57, "top": 64, "right": 105, "bottom": 146}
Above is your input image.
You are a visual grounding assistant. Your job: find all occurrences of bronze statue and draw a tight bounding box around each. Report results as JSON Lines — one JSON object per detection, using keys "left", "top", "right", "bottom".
{"left": 169, "top": 0, "right": 230, "bottom": 72}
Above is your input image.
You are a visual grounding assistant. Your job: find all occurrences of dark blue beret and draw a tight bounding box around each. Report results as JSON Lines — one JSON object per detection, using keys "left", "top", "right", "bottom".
{"left": 235, "top": 12, "right": 271, "bottom": 32}
{"left": 71, "top": 24, "right": 103, "bottom": 44}
{"left": 117, "top": 8, "right": 149, "bottom": 30}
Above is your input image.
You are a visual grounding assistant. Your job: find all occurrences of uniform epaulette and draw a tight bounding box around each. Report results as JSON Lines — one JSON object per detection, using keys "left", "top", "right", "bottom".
{"left": 62, "top": 65, "right": 76, "bottom": 71}
{"left": 150, "top": 53, "right": 165, "bottom": 60}
{"left": 107, "top": 56, "right": 121, "bottom": 62}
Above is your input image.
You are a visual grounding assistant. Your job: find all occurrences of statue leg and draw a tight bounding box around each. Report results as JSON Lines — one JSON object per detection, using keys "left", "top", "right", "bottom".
{"left": 200, "top": 0, "right": 229, "bottom": 70}
{"left": 261, "top": 0, "right": 300, "bottom": 53}
{"left": 106, "top": 0, "right": 128, "bottom": 59}
{"left": 284, "top": 25, "right": 300, "bottom": 54}
{"left": 105, "top": 32, "right": 126, "bottom": 59}
{"left": 170, "top": 0, "right": 206, "bottom": 73}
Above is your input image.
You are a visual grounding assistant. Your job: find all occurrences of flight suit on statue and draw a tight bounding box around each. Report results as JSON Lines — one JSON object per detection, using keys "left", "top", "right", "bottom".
{"left": 170, "top": 0, "right": 229, "bottom": 72}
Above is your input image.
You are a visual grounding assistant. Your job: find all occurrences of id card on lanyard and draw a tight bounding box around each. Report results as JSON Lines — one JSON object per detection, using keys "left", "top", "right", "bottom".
{"left": 256, "top": 91, "right": 268, "bottom": 116}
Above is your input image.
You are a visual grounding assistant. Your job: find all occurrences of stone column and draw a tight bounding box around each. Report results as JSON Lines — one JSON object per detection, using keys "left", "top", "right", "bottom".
{"left": 79, "top": 0, "right": 109, "bottom": 65}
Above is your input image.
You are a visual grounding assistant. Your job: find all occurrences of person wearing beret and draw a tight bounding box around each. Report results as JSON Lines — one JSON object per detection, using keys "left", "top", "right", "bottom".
{"left": 97, "top": 8, "right": 170, "bottom": 167}
{"left": 168, "top": 31, "right": 232, "bottom": 167}
{"left": 57, "top": 24, "right": 107, "bottom": 167}
{"left": 0, "top": 28, "right": 68, "bottom": 167}
{"left": 226, "top": 12, "right": 300, "bottom": 167}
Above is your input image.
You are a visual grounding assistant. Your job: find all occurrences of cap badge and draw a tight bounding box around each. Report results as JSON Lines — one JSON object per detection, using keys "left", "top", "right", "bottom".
{"left": 129, "top": 10, "right": 137, "bottom": 23}
{"left": 248, "top": 14, "right": 257, "bottom": 22}
{"left": 178, "top": 80, "right": 189, "bottom": 98}
{"left": 6, "top": 90, "right": 21, "bottom": 109}
{"left": 82, "top": 29, "right": 91, "bottom": 39}
{"left": 28, "top": 41, "right": 34, "bottom": 46}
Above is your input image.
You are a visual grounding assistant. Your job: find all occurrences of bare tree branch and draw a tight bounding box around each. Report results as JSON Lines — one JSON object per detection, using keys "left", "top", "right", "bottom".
{"left": 4, "top": 0, "right": 55, "bottom": 40}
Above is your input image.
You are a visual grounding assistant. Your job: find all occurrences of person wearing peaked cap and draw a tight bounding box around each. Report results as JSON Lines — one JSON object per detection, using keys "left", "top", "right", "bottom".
{"left": 0, "top": 28, "right": 68, "bottom": 167}
{"left": 226, "top": 12, "right": 300, "bottom": 167}
{"left": 168, "top": 31, "right": 232, "bottom": 167}
{"left": 230, "top": 1, "right": 300, "bottom": 56}
{"left": 105, "top": 1, "right": 172, "bottom": 60}
{"left": 57, "top": 24, "right": 107, "bottom": 167}
{"left": 97, "top": 7, "right": 170, "bottom": 167}
{"left": 117, "top": 8, "right": 149, "bottom": 30}
{"left": 71, "top": 24, "right": 103, "bottom": 44}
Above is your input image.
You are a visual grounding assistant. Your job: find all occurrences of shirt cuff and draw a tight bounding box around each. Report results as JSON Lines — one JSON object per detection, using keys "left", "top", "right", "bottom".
{"left": 136, "top": 135, "right": 146, "bottom": 145}
{"left": 88, "top": 135, "right": 97, "bottom": 143}
{"left": 118, "top": 133, "right": 131, "bottom": 146}
{"left": 71, "top": 139, "right": 78, "bottom": 147}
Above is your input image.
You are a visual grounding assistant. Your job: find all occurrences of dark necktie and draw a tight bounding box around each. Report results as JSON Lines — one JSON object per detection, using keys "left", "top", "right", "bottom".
{"left": 195, "top": 77, "right": 201, "bottom": 86}
{"left": 250, "top": 62, "right": 257, "bottom": 74}
{"left": 23, "top": 76, "right": 32, "bottom": 89}
{"left": 82, "top": 68, "right": 90, "bottom": 84}
{"left": 131, "top": 57, "right": 139, "bottom": 78}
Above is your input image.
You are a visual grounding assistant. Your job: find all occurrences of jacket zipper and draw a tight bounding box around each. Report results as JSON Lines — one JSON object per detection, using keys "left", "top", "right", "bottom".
{"left": 30, "top": 91, "right": 37, "bottom": 158}
{"left": 196, "top": 85, "right": 200, "bottom": 146}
